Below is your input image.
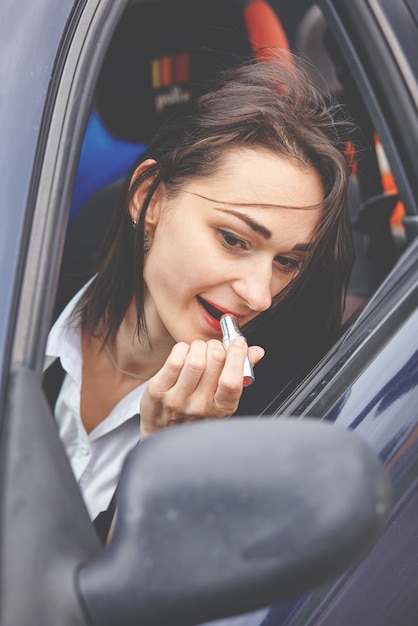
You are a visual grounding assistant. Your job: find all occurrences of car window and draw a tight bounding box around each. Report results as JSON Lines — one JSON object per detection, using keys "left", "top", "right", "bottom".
{"left": 66, "top": 0, "right": 411, "bottom": 313}
{"left": 55, "top": 8, "right": 413, "bottom": 624}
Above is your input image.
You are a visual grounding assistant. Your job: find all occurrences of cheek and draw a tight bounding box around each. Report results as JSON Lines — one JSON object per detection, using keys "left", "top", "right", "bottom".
{"left": 144, "top": 237, "right": 201, "bottom": 293}
{"left": 155, "top": 219, "right": 210, "bottom": 270}
{"left": 143, "top": 249, "right": 173, "bottom": 291}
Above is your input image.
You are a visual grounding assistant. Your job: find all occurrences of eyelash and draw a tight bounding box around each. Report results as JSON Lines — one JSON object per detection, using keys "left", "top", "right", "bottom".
{"left": 218, "top": 229, "right": 248, "bottom": 251}
{"left": 217, "top": 229, "right": 302, "bottom": 273}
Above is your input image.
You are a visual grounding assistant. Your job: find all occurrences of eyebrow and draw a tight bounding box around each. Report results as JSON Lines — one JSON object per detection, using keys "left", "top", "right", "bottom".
{"left": 217, "top": 208, "right": 272, "bottom": 239}
{"left": 186, "top": 190, "right": 315, "bottom": 251}
{"left": 216, "top": 208, "right": 314, "bottom": 252}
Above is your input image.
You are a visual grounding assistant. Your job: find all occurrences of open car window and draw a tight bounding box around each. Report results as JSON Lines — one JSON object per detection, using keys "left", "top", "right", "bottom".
{"left": 57, "top": 0, "right": 413, "bottom": 417}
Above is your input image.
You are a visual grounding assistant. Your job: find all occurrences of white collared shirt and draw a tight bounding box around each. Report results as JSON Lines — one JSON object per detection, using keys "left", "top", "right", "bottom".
{"left": 45, "top": 284, "right": 146, "bottom": 520}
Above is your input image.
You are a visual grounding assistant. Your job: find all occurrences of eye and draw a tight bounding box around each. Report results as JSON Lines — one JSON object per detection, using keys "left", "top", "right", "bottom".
{"left": 218, "top": 229, "right": 248, "bottom": 251}
{"left": 274, "top": 256, "right": 302, "bottom": 273}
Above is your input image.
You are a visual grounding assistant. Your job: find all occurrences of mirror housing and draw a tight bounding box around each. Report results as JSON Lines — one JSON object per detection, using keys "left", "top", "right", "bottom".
{"left": 78, "top": 417, "right": 391, "bottom": 626}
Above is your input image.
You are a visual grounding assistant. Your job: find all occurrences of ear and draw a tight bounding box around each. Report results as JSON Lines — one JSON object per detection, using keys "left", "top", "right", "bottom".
{"left": 128, "top": 159, "right": 160, "bottom": 227}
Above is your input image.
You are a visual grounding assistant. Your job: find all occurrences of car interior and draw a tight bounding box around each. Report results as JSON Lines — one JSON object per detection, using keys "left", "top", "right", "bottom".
{"left": 58, "top": 0, "right": 292, "bottom": 315}
{"left": 58, "top": 0, "right": 409, "bottom": 407}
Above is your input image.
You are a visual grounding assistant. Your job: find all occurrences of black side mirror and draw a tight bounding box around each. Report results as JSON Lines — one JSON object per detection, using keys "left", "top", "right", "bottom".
{"left": 78, "top": 417, "right": 391, "bottom": 626}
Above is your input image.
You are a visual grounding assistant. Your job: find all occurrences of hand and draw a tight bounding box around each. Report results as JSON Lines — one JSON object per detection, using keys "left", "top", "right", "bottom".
{"left": 139, "top": 338, "right": 264, "bottom": 438}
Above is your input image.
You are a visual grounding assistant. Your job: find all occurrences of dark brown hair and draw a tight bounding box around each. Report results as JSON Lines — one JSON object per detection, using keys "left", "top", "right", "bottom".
{"left": 77, "top": 55, "right": 354, "bottom": 357}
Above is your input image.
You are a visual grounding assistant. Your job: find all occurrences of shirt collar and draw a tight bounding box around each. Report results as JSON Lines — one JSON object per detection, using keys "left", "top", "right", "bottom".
{"left": 45, "top": 280, "right": 92, "bottom": 386}
{"left": 45, "top": 279, "right": 147, "bottom": 423}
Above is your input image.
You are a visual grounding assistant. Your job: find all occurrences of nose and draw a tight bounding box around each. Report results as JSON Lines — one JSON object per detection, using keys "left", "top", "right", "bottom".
{"left": 232, "top": 261, "right": 273, "bottom": 313}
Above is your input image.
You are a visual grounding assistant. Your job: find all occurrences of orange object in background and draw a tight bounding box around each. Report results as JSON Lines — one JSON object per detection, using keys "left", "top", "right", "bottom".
{"left": 243, "top": 0, "right": 290, "bottom": 59}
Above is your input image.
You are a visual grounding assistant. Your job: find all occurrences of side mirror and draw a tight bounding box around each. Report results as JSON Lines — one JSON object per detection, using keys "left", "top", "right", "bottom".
{"left": 78, "top": 417, "right": 391, "bottom": 626}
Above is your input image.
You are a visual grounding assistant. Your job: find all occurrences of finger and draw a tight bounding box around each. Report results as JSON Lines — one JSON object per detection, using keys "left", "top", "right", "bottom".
{"left": 163, "top": 341, "right": 226, "bottom": 424}
{"left": 147, "top": 341, "right": 190, "bottom": 395}
{"left": 190, "top": 339, "right": 226, "bottom": 397}
{"left": 248, "top": 345, "right": 265, "bottom": 365}
{"left": 172, "top": 340, "right": 208, "bottom": 396}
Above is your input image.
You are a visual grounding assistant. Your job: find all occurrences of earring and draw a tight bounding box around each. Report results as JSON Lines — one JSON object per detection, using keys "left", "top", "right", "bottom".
{"left": 144, "top": 231, "right": 150, "bottom": 255}
{"left": 132, "top": 219, "right": 137, "bottom": 229}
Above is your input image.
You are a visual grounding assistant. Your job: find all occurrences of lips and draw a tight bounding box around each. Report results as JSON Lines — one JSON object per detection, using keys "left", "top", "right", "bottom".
{"left": 197, "top": 296, "right": 247, "bottom": 322}
{"left": 197, "top": 296, "right": 225, "bottom": 321}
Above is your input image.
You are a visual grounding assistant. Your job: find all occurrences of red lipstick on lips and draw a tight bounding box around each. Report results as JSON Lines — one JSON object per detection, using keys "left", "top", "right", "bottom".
{"left": 197, "top": 296, "right": 244, "bottom": 332}
{"left": 197, "top": 297, "right": 222, "bottom": 331}
{"left": 197, "top": 296, "right": 246, "bottom": 326}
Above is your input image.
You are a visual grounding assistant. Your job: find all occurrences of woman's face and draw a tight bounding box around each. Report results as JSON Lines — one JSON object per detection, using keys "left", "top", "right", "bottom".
{"left": 139, "top": 147, "right": 324, "bottom": 344}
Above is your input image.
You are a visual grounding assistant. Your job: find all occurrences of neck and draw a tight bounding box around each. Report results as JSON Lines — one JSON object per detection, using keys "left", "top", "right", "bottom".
{"left": 107, "top": 300, "right": 175, "bottom": 379}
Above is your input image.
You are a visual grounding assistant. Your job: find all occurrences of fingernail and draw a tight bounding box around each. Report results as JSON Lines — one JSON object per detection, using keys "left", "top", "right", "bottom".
{"left": 232, "top": 336, "right": 246, "bottom": 347}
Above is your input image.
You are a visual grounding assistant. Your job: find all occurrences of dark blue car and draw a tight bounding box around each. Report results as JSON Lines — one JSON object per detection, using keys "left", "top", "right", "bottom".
{"left": 1, "top": 0, "right": 417, "bottom": 624}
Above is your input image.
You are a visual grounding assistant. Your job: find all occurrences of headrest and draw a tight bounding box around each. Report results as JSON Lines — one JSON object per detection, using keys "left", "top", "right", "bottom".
{"left": 295, "top": 5, "right": 343, "bottom": 96}
{"left": 95, "top": 0, "right": 290, "bottom": 143}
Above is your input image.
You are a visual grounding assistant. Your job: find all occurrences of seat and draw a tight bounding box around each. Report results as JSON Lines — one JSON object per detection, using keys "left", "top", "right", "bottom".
{"left": 60, "top": 0, "right": 291, "bottom": 315}
{"left": 68, "top": 0, "right": 290, "bottom": 225}
{"left": 94, "top": 0, "right": 290, "bottom": 145}
{"left": 295, "top": 4, "right": 404, "bottom": 322}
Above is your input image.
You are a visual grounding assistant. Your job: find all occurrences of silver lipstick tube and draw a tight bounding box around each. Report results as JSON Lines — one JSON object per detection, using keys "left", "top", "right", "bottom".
{"left": 220, "top": 314, "right": 255, "bottom": 387}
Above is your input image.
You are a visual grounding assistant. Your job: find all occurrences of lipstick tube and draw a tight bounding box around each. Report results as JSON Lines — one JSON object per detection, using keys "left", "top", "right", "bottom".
{"left": 220, "top": 314, "right": 255, "bottom": 387}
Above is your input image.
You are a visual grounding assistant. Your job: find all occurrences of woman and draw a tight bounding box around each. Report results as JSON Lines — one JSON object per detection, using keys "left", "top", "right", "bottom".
{"left": 46, "top": 56, "right": 354, "bottom": 525}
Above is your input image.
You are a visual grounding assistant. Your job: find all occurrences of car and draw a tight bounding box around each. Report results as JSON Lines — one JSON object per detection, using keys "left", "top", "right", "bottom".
{"left": 1, "top": 0, "right": 417, "bottom": 624}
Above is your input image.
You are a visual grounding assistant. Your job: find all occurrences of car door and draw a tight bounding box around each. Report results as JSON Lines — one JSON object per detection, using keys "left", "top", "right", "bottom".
{"left": 265, "top": 0, "right": 418, "bottom": 623}
{"left": 0, "top": 0, "right": 409, "bottom": 624}
{"left": 0, "top": 0, "right": 129, "bottom": 623}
